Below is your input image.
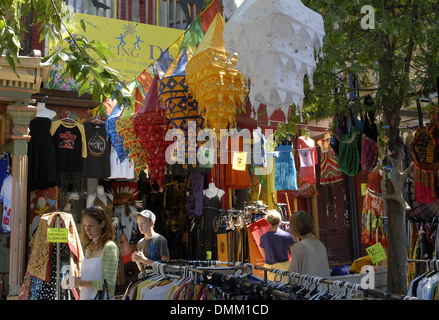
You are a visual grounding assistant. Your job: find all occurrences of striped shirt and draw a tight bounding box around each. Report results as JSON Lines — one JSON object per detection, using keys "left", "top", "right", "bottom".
{"left": 90, "top": 241, "right": 119, "bottom": 299}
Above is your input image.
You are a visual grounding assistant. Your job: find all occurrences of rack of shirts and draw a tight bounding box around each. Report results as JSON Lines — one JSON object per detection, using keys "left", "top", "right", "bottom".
{"left": 407, "top": 259, "right": 439, "bottom": 300}
{"left": 123, "top": 260, "right": 268, "bottom": 300}
{"left": 254, "top": 265, "right": 413, "bottom": 300}
{"left": 407, "top": 217, "right": 439, "bottom": 283}
{"left": 123, "top": 260, "right": 412, "bottom": 301}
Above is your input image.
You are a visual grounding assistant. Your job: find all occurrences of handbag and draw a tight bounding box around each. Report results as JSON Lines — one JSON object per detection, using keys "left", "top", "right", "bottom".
{"left": 94, "top": 279, "right": 109, "bottom": 300}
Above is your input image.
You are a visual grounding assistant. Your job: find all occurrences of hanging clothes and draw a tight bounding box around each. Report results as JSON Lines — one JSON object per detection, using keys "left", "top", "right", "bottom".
{"left": 318, "top": 137, "right": 343, "bottom": 185}
{"left": 338, "top": 126, "right": 362, "bottom": 176}
{"left": 188, "top": 172, "right": 204, "bottom": 216}
{"left": 275, "top": 144, "right": 298, "bottom": 191}
{"left": 19, "top": 212, "right": 83, "bottom": 300}
{"left": 360, "top": 169, "right": 387, "bottom": 247}
{"left": 106, "top": 103, "right": 126, "bottom": 164}
{"left": 0, "top": 174, "right": 12, "bottom": 233}
{"left": 83, "top": 121, "right": 111, "bottom": 179}
{"left": 407, "top": 260, "right": 439, "bottom": 300}
{"left": 296, "top": 136, "right": 318, "bottom": 184}
{"left": 50, "top": 120, "right": 87, "bottom": 172}
{"left": 413, "top": 166, "right": 437, "bottom": 204}
{"left": 223, "top": 132, "right": 252, "bottom": 190}
{"left": 28, "top": 117, "right": 58, "bottom": 190}
{"left": 360, "top": 112, "right": 379, "bottom": 174}
{"left": 108, "top": 146, "right": 135, "bottom": 180}
{"left": 201, "top": 191, "right": 222, "bottom": 260}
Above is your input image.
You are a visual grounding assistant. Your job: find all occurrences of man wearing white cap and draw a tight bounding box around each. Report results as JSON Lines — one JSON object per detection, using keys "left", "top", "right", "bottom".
{"left": 132, "top": 209, "right": 170, "bottom": 273}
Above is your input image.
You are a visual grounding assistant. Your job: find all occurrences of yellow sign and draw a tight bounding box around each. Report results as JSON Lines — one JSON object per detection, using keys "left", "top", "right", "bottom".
{"left": 366, "top": 243, "right": 387, "bottom": 264}
{"left": 232, "top": 152, "right": 247, "bottom": 171}
{"left": 361, "top": 183, "right": 367, "bottom": 196}
{"left": 47, "top": 228, "right": 69, "bottom": 243}
{"left": 50, "top": 13, "right": 184, "bottom": 83}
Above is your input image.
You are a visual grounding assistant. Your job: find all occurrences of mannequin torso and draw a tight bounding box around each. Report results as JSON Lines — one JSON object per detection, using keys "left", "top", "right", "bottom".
{"left": 203, "top": 182, "right": 225, "bottom": 200}
{"left": 35, "top": 102, "right": 57, "bottom": 119}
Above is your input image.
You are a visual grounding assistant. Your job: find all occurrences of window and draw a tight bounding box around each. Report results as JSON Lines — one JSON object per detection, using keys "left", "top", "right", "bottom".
{"left": 63, "top": 0, "right": 114, "bottom": 18}
{"left": 160, "top": 0, "right": 199, "bottom": 30}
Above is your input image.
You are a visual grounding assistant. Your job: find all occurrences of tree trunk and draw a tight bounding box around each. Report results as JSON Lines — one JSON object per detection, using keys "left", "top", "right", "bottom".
{"left": 385, "top": 178, "right": 408, "bottom": 294}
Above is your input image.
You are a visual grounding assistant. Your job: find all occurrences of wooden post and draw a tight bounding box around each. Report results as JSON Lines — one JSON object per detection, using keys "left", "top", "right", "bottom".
{"left": 6, "top": 104, "right": 36, "bottom": 297}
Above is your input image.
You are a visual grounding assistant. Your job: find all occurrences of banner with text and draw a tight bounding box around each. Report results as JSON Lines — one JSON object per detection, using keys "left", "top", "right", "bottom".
{"left": 49, "top": 13, "right": 184, "bottom": 89}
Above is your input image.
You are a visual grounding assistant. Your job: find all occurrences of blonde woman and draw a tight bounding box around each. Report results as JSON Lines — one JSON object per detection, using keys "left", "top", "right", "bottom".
{"left": 74, "top": 206, "right": 119, "bottom": 300}
{"left": 259, "top": 210, "right": 296, "bottom": 280}
{"left": 289, "top": 210, "right": 330, "bottom": 278}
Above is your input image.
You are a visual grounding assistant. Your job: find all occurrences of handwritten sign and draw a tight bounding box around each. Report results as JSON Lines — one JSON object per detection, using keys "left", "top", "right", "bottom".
{"left": 47, "top": 228, "right": 68, "bottom": 243}
{"left": 366, "top": 243, "right": 387, "bottom": 264}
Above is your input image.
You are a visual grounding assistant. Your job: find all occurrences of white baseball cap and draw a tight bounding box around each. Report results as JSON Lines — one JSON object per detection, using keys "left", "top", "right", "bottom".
{"left": 134, "top": 209, "right": 156, "bottom": 223}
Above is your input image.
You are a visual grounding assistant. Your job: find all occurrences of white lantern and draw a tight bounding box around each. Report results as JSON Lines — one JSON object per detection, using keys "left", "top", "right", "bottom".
{"left": 223, "top": 0, "right": 325, "bottom": 123}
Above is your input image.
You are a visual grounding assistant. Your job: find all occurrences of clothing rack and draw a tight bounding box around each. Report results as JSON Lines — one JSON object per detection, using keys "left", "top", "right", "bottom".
{"left": 254, "top": 265, "right": 413, "bottom": 300}
{"left": 408, "top": 259, "right": 439, "bottom": 270}
{"left": 168, "top": 259, "right": 239, "bottom": 267}
{"left": 150, "top": 261, "right": 292, "bottom": 300}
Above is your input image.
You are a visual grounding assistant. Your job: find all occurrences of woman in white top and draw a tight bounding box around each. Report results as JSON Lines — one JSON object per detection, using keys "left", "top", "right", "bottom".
{"left": 73, "top": 206, "right": 119, "bottom": 299}
{"left": 289, "top": 210, "right": 331, "bottom": 278}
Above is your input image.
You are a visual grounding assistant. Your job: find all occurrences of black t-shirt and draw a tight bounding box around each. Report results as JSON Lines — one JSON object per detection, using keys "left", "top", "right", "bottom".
{"left": 52, "top": 122, "right": 85, "bottom": 172}
{"left": 84, "top": 122, "right": 111, "bottom": 178}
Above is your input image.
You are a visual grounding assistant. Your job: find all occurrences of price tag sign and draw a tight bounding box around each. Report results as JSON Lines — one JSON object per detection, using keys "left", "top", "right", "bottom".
{"left": 366, "top": 243, "right": 387, "bottom": 264}
{"left": 47, "top": 228, "right": 68, "bottom": 243}
{"left": 361, "top": 183, "right": 367, "bottom": 196}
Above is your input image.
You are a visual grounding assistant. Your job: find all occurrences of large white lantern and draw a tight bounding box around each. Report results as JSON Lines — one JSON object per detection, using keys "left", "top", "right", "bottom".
{"left": 223, "top": 0, "right": 325, "bottom": 123}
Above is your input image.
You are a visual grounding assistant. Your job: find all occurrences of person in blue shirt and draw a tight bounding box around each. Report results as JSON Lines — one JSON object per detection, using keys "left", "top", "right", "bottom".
{"left": 259, "top": 209, "right": 296, "bottom": 280}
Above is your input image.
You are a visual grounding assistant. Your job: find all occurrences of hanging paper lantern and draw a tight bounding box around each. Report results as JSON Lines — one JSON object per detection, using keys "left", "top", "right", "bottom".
{"left": 116, "top": 103, "right": 148, "bottom": 176}
{"left": 158, "top": 49, "right": 204, "bottom": 167}
{"left": 186, "top": 12, "right": 247, "bottom": 131}
{"left": 115, "top": 78, "right": 152, "bottom": 176}
{"left": 134, "top": 75, "right": 170, "bottom": 188}
{"left": 223, "top": 0, "right": 325, "bottom": 123}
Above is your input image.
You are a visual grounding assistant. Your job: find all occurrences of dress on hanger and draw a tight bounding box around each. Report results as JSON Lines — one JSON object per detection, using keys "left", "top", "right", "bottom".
{"left": 84, "top": 122, "right": 111, "bottom": 179}
{"left": 319, "top": 139, "right": 343, "bottom": 185}
{"left": 361, "top": 169, "right": 386, "bottom": 246}
{"left": 296, "top": 136, "right": 318, "bottom": 184}
{"left": 275, "top": 144, "right": 298, "bottom": 191}
{"left": 338, "top": 126, "right": 362, "bottom": 176}
{"left": 201, "top": 190, "right": 221, "bottom": 260}
{"left": 188, "top": 172, "right": 204, "bottom": 216}
{"left": 28, "top": 117, "right": 58, "bottom": 190}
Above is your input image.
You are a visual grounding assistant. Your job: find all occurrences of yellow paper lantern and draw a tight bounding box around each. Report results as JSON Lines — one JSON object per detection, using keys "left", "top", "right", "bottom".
{"left": 186, "top": 13, "right": 248, "bottom": 131}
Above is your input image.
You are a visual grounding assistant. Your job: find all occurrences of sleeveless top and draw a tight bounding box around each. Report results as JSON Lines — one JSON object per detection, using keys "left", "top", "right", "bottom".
{"left": 201, "top": 191, "right": 221, "bottom": 260}
{"left": 80, "top": 253, "right": 105, "bottom": 300}
{"left": 320, "top": 141, "right": 343, "bottom": 185}
{"left": 338, "top": 126, "right": 362, "bottom": 176}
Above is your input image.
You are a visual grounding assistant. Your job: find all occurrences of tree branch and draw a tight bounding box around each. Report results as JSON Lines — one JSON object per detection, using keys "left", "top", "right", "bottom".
{"left": 49, "top": 0, "right": 80, "bottom": 49}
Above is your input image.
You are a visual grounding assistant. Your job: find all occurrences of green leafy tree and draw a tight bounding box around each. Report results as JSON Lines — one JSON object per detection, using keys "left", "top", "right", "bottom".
{"left": 0, "top": 0, "right": 132, "bottom": 110}
{"left": 294, "top": 0, "right": 439, "bottom": 294}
